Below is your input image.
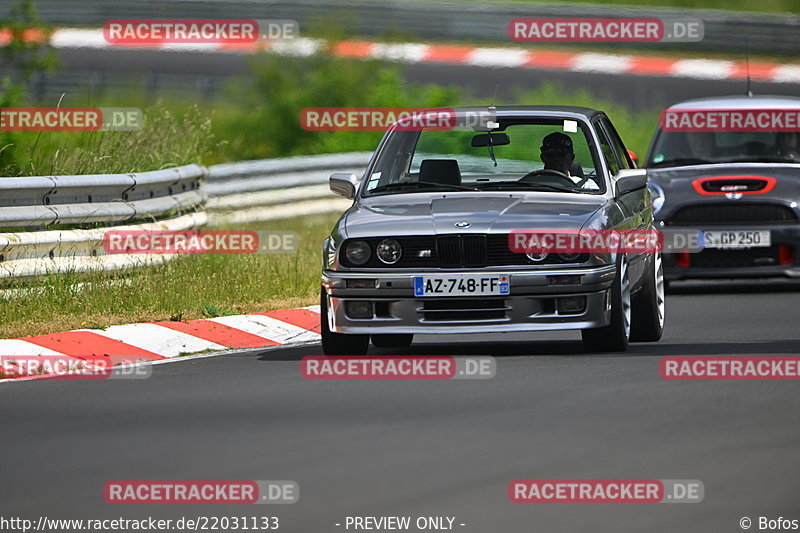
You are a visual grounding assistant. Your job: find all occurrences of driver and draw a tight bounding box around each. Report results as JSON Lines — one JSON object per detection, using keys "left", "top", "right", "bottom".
{"left": 539, "top": 132, "right": 574, "bottom": 175}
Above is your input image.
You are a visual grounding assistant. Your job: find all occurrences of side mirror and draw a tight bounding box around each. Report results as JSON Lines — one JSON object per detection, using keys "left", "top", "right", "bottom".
{"left": 329, "top": 172, "right": 359, "bottom": 199}
{"left": 614, "top": 168, "right": 647, "bottom": 196}
{"left": 627, "top": 149, "right": 639, "bottom": 166}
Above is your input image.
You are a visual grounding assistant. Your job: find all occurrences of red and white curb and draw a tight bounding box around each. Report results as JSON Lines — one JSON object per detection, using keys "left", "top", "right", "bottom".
{"left": 3, "top": 28, "right": 799, "bottom": 84}
{"left": 0, "top": 305, "right": 322, "bottom": 381}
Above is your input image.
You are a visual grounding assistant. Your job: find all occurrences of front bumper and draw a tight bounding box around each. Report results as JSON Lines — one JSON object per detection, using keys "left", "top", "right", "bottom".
{"left": 662, "top": 225, "right": 800, "bottom": 280}
{"left": 322, "top": 265, "right": 616, "bottom": 334}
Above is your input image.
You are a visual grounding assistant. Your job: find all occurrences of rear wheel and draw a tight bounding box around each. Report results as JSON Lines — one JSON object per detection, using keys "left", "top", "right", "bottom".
{"left": 372, "top": 334, "right": 414, "bottom": 349}
{"left": 581, "top": 257, "right": 630, "bottom": 352}
{"left": 320, "top": 287, "right": 369, "bottom": 355}
{"left": 630, "top": 252, "right": 665, "bottom": 342}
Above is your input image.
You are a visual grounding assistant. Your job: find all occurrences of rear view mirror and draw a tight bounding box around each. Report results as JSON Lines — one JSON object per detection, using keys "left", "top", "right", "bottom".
{"left": 471, "top": 133, "right": 510, "bottom": 148}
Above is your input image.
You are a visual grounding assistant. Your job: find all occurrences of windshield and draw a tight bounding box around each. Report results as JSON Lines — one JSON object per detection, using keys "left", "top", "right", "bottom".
{"left": 363, "top": 119, "right": 605, "bottom": 196}
{"left": 647, "top": 129, "right": 800, "bottom": 167}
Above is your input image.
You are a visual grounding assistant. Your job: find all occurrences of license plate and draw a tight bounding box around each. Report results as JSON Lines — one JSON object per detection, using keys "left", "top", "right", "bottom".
{"left": 700, "top": 230, "right": 771, "bottom": 249}
{"left": 414, "top": 274, "right": 510, "bottom": 297}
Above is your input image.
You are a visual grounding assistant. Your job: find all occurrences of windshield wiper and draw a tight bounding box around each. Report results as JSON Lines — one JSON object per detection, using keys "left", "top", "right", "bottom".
{"left": 649, "top": 157, "right": 710, "bottom": 168}
{"left": 724, "top": 155, "right": 799, "bottom": 164}
{"left": 368, "top": 181, "right": 477, "bottom": 194}
{"left": 478, "top": 181, "right": 577, "bottom": 193}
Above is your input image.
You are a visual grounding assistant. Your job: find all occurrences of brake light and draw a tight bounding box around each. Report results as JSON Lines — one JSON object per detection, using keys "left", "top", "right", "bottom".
{"left": 674, "top": 252, "right": 691, "bottom": 268}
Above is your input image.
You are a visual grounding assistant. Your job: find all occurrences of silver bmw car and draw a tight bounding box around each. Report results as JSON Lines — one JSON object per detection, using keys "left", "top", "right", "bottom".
{"left": 320, "top": 106, "right": 665, "bottom": 354}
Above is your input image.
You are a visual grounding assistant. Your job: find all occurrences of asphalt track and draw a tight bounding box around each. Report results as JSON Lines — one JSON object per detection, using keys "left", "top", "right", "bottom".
{"left": 2, "top": 279, "right": 800, "bottom": 532}
{"left": 27, "top": 47, "right": 800, "bottom": 111}
{"left": 3, "top": 42, "right": 800, "bottom": 533}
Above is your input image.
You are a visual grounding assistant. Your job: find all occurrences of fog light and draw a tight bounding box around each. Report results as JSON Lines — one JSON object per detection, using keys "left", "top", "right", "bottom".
{"left": 557, "top": 296, "right": 586, "bottom": 314}
{"left": 778, "top": 244, "right": 795, "bottom": 266}
{"left": 345, "top": 301, "right": 373, "bottom": 319}
{"left": 346, "top": 279, "right": 378, "bottom": 288}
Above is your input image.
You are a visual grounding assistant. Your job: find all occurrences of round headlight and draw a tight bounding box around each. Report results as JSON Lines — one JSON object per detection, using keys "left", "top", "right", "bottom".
{"left": 557, "top": 252, "right": 582, "bottom": 262}
{"left": 647, "top": 182, "right": 665, "bottom": 215}
{"left": 376, "top": 239, "right": 403, "bottom": 265}
{"left": 345, "top": 240, "right": 371, "bottom": 265}
{"left": 526, "top": 251, "right": 548, "bottom": 262}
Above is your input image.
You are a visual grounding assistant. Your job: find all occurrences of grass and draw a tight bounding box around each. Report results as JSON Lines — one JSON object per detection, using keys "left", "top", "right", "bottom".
{"left": 1, "top": 105, "right": 214, "bottom": 177}
{"left": 0, "top": 213, "right": 338, "bottom": 339}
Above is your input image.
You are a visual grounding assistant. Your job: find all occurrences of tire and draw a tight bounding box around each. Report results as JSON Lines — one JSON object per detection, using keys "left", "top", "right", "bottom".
{"left": 372, "top": 334, "right": 414, "bottom": 349}
{"left": 630, "top": 252, "right": 665, "bottom": 342}
{"left": 581, "top": 257, "right": 631, "bottom": 352}
{"left": 320, "top": 287, "right": 369, "bottom": 356}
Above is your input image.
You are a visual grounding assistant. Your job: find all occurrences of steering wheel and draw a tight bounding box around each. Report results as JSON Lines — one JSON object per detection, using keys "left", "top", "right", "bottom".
{"left": 520, "top": 169, "right": 576, "bottom": 188}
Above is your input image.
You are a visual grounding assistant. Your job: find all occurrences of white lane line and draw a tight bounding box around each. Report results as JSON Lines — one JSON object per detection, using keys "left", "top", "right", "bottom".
{"left": 371, "top": 43, "right": 429, "bottom": 63}
{"left": 209, "top": 314, "right": 319, "bottom": 344}
{"left": 466, "top": 48, "right": 529, "bottom": 68}
{"left": 571, "top": 53, "right": 633, "bottom": 74}
{"left": 89, "top": 324, "right": 226, "bottom": 357}
{"left": 271, "top": 37, "right": 323, "bottom": 57}
{"left": 670, "top": 59, "right": 734, "bottom": 80}
{"left": 770, "top": 64, "right": 800, "bottom": 84}
{"left": 50, "top": 28, "right": 110, "bottom": 49}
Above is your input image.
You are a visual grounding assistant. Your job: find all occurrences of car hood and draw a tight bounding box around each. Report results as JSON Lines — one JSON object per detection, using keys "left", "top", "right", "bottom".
{"left": 647, "top": 162, "right": 800, "bottom": 219}
{"left": 342, "top": 193, "right": 607, "bottom": 238}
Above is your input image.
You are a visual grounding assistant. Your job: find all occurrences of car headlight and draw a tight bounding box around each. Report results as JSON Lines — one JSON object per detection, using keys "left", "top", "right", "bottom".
{"left": 647, "top": 182, "right": 665, "bottom": 215}
{"left": 556, "top": 252, "right": 582, "bottom": 262}
{"left": 345, "top": 240, "right": 371, "bottom": 265}
{"left": 526, "top": 251, "right": 548, "bottom": 262}
{"left": 376, "top": 238, "right": 403, "bottom": 264}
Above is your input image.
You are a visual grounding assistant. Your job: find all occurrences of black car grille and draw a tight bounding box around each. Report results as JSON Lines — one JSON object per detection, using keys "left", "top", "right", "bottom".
{"left": 421, "top": 298, "right": 508, "bottom": 322}
{"left": 436, "top": 235, "right": 487, "bottom": 268}
{"left": 341, "top": 235, "right": 588, "bottom": 268}
{"left": 666, "top": 203, "right": 797, "bottom": 226}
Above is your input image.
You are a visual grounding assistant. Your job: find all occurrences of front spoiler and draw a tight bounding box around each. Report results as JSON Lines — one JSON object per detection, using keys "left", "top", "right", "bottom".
{"left": 322, "top": 265, "right": 616, "bottom": 334}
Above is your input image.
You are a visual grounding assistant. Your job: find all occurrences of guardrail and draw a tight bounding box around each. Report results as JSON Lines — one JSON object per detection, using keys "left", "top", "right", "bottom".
{"left": 205, "top": 152, "right": 371, "bottom": 224}
{"left": 0, "top": 153, "right": 370, "bottom": 281}
{"left": 0, "top": 164, "right": 206, "bottom": 227}
{"left": 5, "top": 0, "right": 800, "bottom": 56}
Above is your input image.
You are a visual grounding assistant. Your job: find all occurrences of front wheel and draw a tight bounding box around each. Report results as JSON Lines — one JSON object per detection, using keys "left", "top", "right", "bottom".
{"left": 581, "top": 257, "right": 631, "bottom": 352}
{"left": 320, "top": 287, "right": 369, "bottom": 355}
{"left": 630, "top": 252, "right": 665, "bottom": 342}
